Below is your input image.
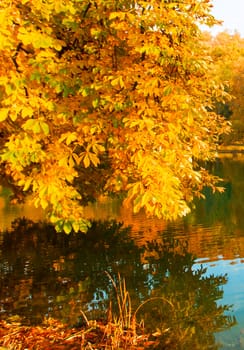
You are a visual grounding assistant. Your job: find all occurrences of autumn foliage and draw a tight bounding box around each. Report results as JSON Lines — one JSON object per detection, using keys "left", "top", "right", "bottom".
{"left": 0, "top": 0, "right": 231, "bottom": 233}
{"left": 204, "top": 31, "right": 244, "bottom": 142}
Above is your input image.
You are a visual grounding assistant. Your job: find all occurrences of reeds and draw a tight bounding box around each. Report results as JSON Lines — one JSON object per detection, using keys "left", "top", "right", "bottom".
{"left": 103, "top": 271, "right": 174, "bottom": 349}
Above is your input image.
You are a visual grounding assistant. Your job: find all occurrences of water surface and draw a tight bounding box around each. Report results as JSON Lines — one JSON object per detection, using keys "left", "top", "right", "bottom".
{"left": 1, "top": 158, "right": 244, "bottom": 349}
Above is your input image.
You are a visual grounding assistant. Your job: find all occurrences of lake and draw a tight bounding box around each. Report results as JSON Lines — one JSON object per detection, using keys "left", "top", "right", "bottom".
{"left": 0, "top": 157, "right": 244, "bottom": 349}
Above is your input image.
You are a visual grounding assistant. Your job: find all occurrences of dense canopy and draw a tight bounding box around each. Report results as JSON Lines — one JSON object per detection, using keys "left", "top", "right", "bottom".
{"left": 0, "top": 0, "right": 231, "bottom": 233}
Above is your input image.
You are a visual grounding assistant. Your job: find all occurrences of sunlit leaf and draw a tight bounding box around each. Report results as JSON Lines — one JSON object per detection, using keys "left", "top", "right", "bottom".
{"left": 83, "top": 154, "right": 90, "bottom": 168}
{"left": 40, "top": 121, "right": 50, "bottom": 135}
{"left": 23, "top": 178, "right": 32, "bottom": 191}
{"left": 0, "top": 108, "right": 9, "bottom": 122}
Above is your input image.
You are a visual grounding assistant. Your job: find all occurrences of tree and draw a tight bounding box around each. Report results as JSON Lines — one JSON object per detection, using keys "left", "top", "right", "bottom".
{"left": 0, "top": 0, "right": 231, "bottom": 233}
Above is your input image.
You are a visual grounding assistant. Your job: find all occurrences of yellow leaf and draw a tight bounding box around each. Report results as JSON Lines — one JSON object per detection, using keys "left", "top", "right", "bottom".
{"left": 0, "top": 108, "right": 9, "bottom": 122}
{"left": 72, "top": 153, "right": 81, "bottom": 165}
{"left": 66, "top": 132, "right": 77, "bottom": 145}
{"left": 22, "top": 107, "right": 33, "bottom": 118}
{"left": 111, "top": 77, "right": 120, "bottom": 87}
{"left": 119, "top": 76, "right": 125, "bottom": 88}
{"left": 40, "top": 121, "right": 50, "bottom": 135}
{"left": 92, "top": 99, "right": 99, "bottom": 108}
{"left": 83, "top": 154, "right": 90, "bottom": 168}
{"left": 109, "top": 12, "right": 126, "bottom": 20}
{"left": 23, "top": 178, "right": 32, "bottom": 191}
{"left": 89, "top": 152, "right": 100, "bottom": 167}
{"left": 10, "top": 113, "right": 17, "bottom": 121}
{"left": 40, "top": 198, "right": 49, "bottom": 210}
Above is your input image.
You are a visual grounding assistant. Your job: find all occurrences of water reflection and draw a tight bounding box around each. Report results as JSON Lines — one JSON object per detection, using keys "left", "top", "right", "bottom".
{"left": 1, "top": 158, "right": 244, "bottom": 348}
{"left": 0, "top": 186, "right": 43, "bottom": 232}
{"left": 0, "top": 219, "right": 235, "bottom": 349}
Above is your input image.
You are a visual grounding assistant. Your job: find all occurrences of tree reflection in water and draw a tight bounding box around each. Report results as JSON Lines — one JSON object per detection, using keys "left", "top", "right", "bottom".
{"left": 0, "top": 218, "right": 236, "bottom": 349}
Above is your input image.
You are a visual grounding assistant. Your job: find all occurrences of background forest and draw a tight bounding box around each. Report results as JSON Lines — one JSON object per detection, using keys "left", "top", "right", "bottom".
{"left": 205, "top": 31, "right": 244, "bottom": 143}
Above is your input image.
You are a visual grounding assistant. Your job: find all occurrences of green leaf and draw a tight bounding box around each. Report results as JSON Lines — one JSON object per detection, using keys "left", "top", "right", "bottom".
{"left": 30, "top": 71, "right": 41, "bottom": 82}
{"left": 63, "top": 221, "right": 72, "bottom": 234}
{"left": 55, "top": 220, "right": 64, "bottom": 233}
{"left": 72, "top": 221, "right": 80, "bottom": 233}
{"left": 23, "top": 119, "right": 41, "bottom": 133}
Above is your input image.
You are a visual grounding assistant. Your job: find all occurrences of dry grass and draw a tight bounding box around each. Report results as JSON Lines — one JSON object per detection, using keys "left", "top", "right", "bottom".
{"left": 103, "top": 271, "right": 174, "bottom": 349}
{"left": 0, "top": 273, "right": 174, "bottom": 349}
